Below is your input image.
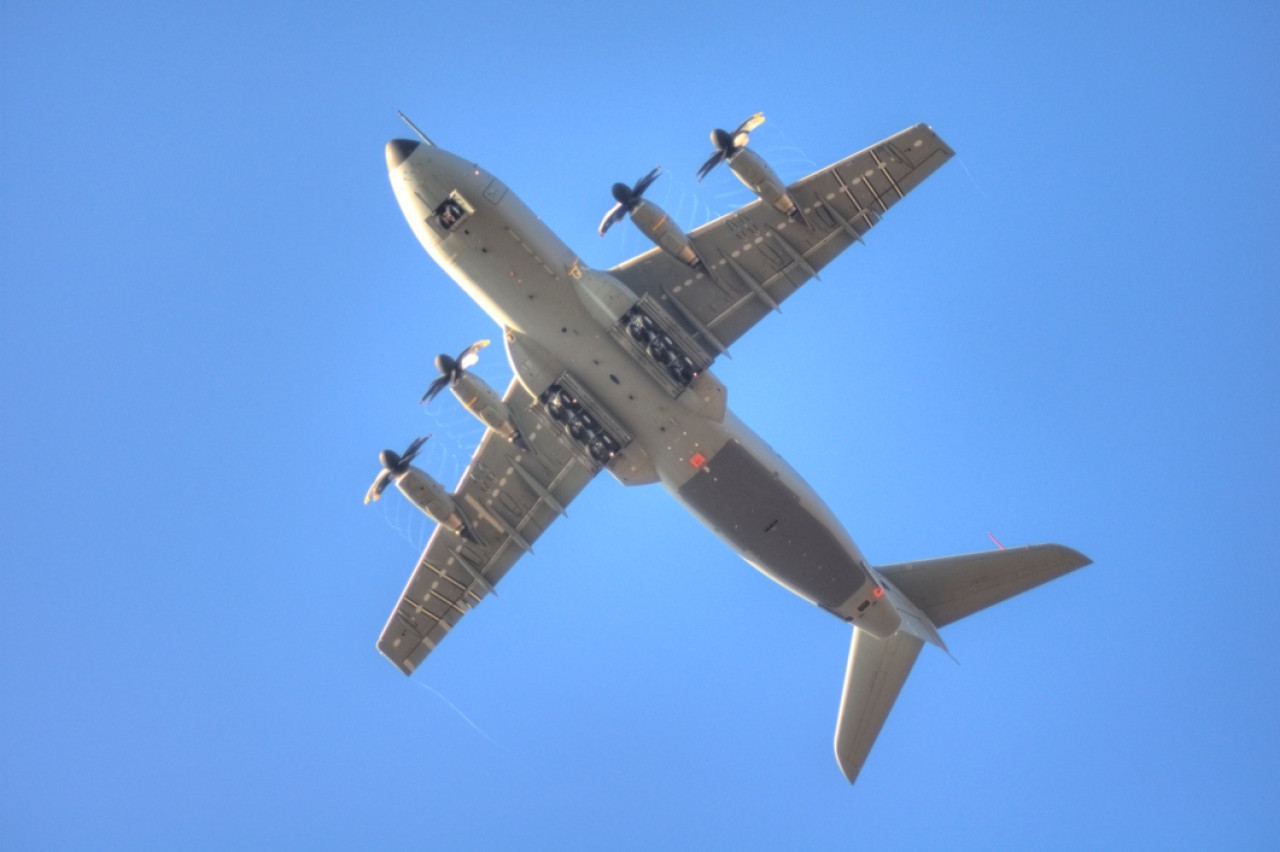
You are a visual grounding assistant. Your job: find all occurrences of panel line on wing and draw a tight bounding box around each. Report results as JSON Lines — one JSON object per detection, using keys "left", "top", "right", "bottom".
{"left": 419, "top": 555, "right": 480, "bottom": 602}
{"left": 726, "top": 224, "right": 848, "bottom": 303}
{"left": 510, "top": 457, "right": 567, "bottom": 516}
{"left": 661, "top": 287, "right": 730, "bottom": 356}
{"left": 404, "top": 588, "right": 469, "bottom": 619}
{"left": 719, "top": 250, "right": 781, "bottom": 312}
{"left": 464, "top": 493, "right": 534, "bottom": 553}
{"left": 393, "top": 610, "right": 424, "bottom": 639}
{"left": 449, "top": 546, "right": 497, "bottom": 597}
{"left": 810, "top": 192, "right": 865, "bottom": 245}
{"left": 833, "top": 165, "right": 883, "bottom": 220}
{"left": 870, "top": 147, "right": 906, "bottom": 200}
{"left": 764, "top": 225, "right": 818, "bottom": 279}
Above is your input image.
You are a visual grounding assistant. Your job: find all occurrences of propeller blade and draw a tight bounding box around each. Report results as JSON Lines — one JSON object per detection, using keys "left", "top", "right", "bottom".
{"left": 420, "top": 374, "right": 449, "bottom": 405}
{"left": 422, "top": 341, "right": 486, "bottom": 403}
{"left": 599, "top": 202, "right": 626, "bottom": 236}
{"left": 601, "top": 169, "right": 660, "bottom": 235}
{"left": 731, "top": 112, "right": 765, "bottom": 148}
{"left": 401, "top": 434, "right": 429, "bottom": 465}
{"left": 365, "top": 435, "right": 431, "bottom": 503}
{"left": 632, "top": 167, "right": 661, "bottom": 198}
{"left": 696, "top": 149, "right": 725, "bottom": 182}
{"left": 457, "top": 339, "right": 489, "bottom": 371}
{"left": 364, "top": 469, "right": 392, "bottom": 504}
{"left": 699, "top": 114, "right": 762, "bottom": 180}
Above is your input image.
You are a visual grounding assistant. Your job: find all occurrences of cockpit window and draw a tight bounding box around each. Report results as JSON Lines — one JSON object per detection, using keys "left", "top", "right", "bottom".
{"left": 433, "top": 191, "right": 474, "bottom": 232}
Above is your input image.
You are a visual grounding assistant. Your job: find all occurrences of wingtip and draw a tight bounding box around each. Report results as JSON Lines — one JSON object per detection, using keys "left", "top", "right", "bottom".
{"left": 1044, "top": 543, "right": 1093, "bottom": 570}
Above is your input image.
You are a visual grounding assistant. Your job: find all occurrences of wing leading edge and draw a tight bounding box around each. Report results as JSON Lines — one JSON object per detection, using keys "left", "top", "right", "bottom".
{"left": 377, "top": 379, "right": 600, "bottom": 674}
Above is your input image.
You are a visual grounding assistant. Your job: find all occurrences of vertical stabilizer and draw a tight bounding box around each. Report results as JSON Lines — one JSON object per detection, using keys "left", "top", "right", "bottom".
{"left": 834, "top": 629, "right": 923, "bottom": 784}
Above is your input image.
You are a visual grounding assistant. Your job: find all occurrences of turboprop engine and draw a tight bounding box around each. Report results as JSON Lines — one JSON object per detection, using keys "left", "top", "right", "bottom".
{"left": 450, "top": 370, "right": 529, "bottom": 450}
{"left": 363, "top": 436, "right": 476, "bottom": 542}
{"left": 696, "top": 112, "right": 810, "bottom": 227}
{"left": 421, "top": 339, "right": 529, "bottom": 449}
{"left": 599, "top": 167, "right": 707, "bottom": 273}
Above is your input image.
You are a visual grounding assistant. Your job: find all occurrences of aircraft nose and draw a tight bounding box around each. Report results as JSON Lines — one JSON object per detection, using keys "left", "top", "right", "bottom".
{"left": 385, "top": 138, "right": 420, "bottom": 170}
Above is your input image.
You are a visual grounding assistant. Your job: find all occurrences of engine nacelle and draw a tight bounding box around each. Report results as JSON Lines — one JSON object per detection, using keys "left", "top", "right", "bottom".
{"left": 450, "top": 371, "right": 526, "bottom": 447}
{"left": 628, "top": 199, "right": 706, "bottom": 272}
{"left": 395, "top": 466, "right": 475, "bottom": 541}
{"left": 728, "top": 147, "right": 805, "bottom": 224}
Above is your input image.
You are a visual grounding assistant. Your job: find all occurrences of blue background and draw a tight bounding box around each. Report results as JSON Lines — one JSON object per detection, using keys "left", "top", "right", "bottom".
{"left": 3, "top": 2, "right": 1278, "bottom": 848}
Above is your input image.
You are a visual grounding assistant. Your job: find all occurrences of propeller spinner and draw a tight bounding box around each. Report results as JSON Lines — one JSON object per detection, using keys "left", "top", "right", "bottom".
{"left": 598, "top": 167, "right": 662, "bottom": 236}
{"left": 420, "top": 340, "right": 490, "bottom": 405}
{"left": 364, "top": 435, "right": 430, "bottom": 504}
{"left": 696, "top": 112, "right": 765, "bottom": 182}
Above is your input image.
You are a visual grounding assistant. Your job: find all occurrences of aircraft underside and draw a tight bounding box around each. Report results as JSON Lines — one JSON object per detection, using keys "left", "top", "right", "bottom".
{"left": 369, "top": 118, "right": 1089, "bottom": 784}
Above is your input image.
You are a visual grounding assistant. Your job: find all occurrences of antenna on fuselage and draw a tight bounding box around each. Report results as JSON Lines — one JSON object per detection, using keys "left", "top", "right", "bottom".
{"left": 397, "top": 111, "right": 436, "bottom": 146}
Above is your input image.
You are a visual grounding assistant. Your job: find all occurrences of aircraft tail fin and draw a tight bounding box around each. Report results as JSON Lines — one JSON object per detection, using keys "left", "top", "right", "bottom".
{"left": 834, "top": 628, "right": 924, "bottom": 784}
{"left": 834, "top": 543, "right": 1090, "bottom": 783}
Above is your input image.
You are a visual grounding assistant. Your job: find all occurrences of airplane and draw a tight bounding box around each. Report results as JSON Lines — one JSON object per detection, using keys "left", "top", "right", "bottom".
{"left": 370, "top": 113, "right": 1091, "bottom": 784}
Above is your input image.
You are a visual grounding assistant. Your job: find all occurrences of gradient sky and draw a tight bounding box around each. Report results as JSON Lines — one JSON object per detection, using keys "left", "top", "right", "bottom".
{"left": 3, "top": 2, "right": 1278, "bottom": 849}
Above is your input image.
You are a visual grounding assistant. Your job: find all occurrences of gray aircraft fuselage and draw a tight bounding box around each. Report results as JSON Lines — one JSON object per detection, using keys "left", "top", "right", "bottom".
{"left": 386, "top": 139, "right": 901, "bottom": 638}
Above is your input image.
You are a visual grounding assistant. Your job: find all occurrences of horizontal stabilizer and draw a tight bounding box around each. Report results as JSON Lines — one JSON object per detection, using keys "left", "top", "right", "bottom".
{"left": 877, "top": 543, "right": 1091, "bottom": 629}
{"left": 834, "top": 629, "right": 923, "bottom": 784}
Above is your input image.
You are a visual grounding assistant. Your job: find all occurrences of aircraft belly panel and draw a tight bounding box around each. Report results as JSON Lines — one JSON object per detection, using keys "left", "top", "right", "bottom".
{"left": 677, "top": 439, "right": 867, "bottom": 608}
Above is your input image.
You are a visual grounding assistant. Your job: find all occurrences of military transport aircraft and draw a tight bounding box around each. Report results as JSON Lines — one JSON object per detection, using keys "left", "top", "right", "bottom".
{"left": 369, "top": 114, "right": 1090, "bottom": 784}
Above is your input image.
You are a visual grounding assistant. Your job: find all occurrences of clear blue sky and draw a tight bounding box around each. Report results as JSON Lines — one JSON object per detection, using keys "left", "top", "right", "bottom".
{"left": 3, "top": 2, "right": 1278, "bottom": 848}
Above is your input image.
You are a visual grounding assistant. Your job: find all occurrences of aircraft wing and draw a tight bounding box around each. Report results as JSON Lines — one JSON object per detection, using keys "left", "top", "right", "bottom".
{"left": 608, "top": 124, "right": 953, "bottom": 356}
{"left": 377, "top": 378, "right": 600, "bottom": 675}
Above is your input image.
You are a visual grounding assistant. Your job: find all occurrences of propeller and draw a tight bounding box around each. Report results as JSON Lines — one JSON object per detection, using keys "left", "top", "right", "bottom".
{"left": 598, "top": 167, "right": 662, "bottom": 236}
{"left": 364, "top": 435, "right": 430, "bottom": 504}
{"left": 696, "top": 112, "right": 765, "bottom": 182}
{"left": 419, "top": 339, "right": 490, "bottom": 405}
